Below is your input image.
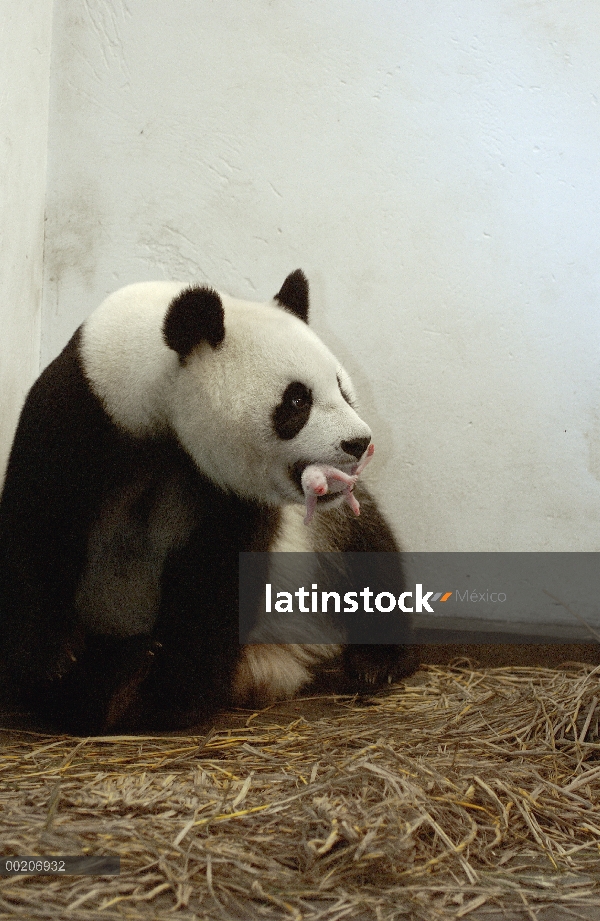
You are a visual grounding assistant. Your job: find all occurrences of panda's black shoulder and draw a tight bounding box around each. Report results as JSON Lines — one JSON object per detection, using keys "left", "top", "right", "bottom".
{"left": 0, "top": 329, "right": 109, "bottom": 522}
{"left": 9, "top": 327, "right": 107, "bottom": 453}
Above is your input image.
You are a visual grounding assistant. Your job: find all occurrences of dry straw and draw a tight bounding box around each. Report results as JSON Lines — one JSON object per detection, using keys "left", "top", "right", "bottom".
{"left": 1, "top": 662, "right": 600, "bottom": 920}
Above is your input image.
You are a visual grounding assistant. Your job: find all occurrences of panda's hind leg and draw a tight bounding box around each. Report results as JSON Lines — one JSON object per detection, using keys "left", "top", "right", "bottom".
{"left": 15, "top": 634, "right": 155, "bottom": 734}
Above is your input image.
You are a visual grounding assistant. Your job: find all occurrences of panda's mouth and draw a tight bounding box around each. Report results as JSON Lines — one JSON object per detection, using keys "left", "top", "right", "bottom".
{"left": 290, "top": 461, "right": 309, "bottom": 494}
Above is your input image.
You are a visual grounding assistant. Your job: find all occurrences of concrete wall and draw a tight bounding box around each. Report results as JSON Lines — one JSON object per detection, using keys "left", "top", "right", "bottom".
{"left": 0, "top": 0, "right": 54, "bottom": 480}
{"left": 40, "top": 0, "right": 600, "bottom": 553}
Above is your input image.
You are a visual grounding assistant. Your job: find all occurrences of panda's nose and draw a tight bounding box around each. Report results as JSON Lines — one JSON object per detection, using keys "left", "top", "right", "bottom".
{"left": 341, "top": 437, "right": 371, "bottom": 460}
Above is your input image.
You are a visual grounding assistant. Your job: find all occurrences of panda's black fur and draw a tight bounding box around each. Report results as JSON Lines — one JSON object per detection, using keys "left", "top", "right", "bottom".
{"left": 0, "top": 271, "right": 414, "bottom": 733}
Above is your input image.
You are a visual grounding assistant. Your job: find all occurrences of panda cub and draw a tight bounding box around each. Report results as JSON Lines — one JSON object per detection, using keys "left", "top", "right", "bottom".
{"left": 0, "top": 270, "right": 413, "bottom": 733}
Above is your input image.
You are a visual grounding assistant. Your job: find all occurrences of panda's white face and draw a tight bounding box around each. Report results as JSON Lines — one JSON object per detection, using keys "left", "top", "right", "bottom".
{"left": 81, "top": 274, "right": 372, "bottom": 508}
{"left": 170, "top": 297, "right": 372, "bottom": 506}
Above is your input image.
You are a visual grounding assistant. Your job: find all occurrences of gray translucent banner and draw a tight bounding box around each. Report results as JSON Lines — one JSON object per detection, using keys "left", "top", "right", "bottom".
{"left": 239, "top": 552, "right": 600, "bottom": 644}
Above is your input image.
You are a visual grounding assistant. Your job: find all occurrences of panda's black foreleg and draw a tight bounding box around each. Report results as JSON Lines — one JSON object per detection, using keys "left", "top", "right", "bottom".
{"left": 336, "top": 556, "right": 415, "bottom": 691}
{"left": 325, "top": 488, "right": 417, "bottom": 693}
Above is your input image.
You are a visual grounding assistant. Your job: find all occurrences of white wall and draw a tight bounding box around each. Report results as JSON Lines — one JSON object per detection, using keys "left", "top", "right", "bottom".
{"left": 41, "top": 0, "right": 600, "bottom": 552}
{"left": 0, "top": 0, "right": 54, "bottom": 480}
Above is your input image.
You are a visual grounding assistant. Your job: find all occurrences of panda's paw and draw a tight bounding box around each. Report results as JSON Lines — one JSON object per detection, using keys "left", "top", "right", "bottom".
{"left": 46, "top": 648, "right": 78, "bottom": 682}
{"left": 342, "top": 644, "right": 417, "bottom": 694}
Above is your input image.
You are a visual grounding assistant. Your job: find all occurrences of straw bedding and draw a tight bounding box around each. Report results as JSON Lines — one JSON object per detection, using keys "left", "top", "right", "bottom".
{"left": 1, "top": 662, "right": 600, "bottom": 920}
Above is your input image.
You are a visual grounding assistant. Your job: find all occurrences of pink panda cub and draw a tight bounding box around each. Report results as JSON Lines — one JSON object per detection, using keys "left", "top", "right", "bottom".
{"left": 301, "top": 443, "right": 375, "bottom": 525}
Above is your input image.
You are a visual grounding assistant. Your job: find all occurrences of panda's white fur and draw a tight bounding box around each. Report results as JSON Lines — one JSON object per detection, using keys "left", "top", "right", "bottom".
{"left": 81, "top": 281, "right": 185, "bottom": 437}
{"left": 0, "top": 270, "right": 411, "bottom": 733}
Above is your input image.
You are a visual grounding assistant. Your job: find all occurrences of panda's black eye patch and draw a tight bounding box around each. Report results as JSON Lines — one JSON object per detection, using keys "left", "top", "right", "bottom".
{"left": 337, "top": 374, "right": 354, "bottom": 407}
{"left": 272, "top": 382, "right": 313, "bottom": 440}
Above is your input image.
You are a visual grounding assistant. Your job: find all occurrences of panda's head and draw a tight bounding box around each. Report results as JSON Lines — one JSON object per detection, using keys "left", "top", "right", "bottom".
{"left": 162, "top": 270, "right": 372, "bottom": 507}
{"left": 81, "top": 271, "right": 372, "bottom": 508}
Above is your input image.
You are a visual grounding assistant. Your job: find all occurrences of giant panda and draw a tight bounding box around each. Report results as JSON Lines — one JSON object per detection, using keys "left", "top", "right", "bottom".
{"left": 0, "top": 270, "right": 413, "bottom": 733}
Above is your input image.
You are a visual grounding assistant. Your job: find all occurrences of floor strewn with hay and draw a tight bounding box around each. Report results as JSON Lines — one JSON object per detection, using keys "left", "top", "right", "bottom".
{"left": 1, "top": 663, "right": 600, "bottom": 920}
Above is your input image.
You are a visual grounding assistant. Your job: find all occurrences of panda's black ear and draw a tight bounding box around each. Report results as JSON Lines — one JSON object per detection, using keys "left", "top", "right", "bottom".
{"left": 163, "top": 286, "right": 225, "bottom": 360}
{"left": 275, "top": 269, "right": 309, "bottom": 323}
